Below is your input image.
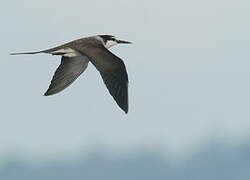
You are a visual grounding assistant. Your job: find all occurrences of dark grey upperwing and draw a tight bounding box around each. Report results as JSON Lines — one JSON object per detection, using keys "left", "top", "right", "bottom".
{"left": 78, "top": 45, "right": 129, "bottom": 113}
{"left": 44, "top": 56, "right": 89, "bottom": 96}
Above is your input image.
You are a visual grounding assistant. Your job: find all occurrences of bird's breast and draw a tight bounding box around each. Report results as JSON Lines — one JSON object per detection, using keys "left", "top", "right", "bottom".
{"left": 51, "top": 48, "right": 81, "bottom": 57}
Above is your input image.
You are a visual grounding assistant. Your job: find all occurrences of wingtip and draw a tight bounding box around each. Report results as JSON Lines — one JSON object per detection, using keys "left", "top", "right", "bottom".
{"left": 122, "top": 106, "right": 129, "bottom": 114}
{"left": 43, "top": 91, "right": 51, "bottom": 96}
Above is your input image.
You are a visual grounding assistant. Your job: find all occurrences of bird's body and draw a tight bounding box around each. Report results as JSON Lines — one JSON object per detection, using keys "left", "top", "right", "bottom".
{"left": 11, "top": 35, "right": 131, "bottom": 113}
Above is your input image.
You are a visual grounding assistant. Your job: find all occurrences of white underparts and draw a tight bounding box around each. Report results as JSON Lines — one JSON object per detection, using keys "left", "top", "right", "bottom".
{"left": 52, "top": 48, "right": 81, "bottom": 57}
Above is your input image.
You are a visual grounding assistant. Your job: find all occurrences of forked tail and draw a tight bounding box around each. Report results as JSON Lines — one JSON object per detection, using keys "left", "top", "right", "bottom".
{"left": 10, "top": 51, "right": 42, "bottom": 55}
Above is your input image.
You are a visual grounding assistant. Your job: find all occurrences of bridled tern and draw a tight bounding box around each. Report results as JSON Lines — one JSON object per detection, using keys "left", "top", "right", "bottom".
{"left": 11, "top": 35, "right": 131, "bottom": 113}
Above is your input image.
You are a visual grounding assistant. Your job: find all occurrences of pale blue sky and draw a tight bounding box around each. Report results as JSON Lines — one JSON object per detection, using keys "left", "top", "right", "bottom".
{"left": 1, "top": 0, "right": 250, "bottom": 165}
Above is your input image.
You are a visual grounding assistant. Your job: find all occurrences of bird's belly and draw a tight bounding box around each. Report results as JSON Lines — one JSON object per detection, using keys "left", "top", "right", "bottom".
{"left": 51, "top": 48, "right": 81, "bottom": 57}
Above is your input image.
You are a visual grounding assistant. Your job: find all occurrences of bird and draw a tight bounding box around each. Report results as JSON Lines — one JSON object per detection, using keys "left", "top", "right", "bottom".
{"left": 11, "top": 35, "right": 131, "bottom": 113}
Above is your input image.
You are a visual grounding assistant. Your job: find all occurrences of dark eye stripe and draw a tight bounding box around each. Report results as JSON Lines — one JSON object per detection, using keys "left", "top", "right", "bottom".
{"left": 99, "top": 35, "right": 116, "bottom": 43}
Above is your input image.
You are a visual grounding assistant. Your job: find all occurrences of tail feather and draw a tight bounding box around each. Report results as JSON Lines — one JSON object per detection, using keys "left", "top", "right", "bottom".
{"left": 10, "top": 51, "right": 41, "bottom": 55}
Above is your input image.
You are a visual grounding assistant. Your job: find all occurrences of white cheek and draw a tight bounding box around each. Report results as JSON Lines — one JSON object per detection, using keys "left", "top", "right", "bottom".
{"left": 105, "top": 41, "right": 118, "bottom": 49}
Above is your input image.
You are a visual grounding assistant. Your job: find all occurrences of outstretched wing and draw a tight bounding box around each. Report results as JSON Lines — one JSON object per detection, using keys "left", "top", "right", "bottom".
{"left": 44, "top": 55, "right": 89, "bottom": 96}
{"left": 78, "top": 45, "right": 129, "bottom": 113}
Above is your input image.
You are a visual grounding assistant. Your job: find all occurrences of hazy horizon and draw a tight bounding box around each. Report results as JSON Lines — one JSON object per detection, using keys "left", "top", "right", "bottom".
{"left": 1, "top": 0, "right": 250, "bottom": 179}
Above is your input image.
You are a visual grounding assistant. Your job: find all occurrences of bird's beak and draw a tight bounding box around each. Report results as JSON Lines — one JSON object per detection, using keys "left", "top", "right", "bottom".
{"left": 117, "top": 40, "right": 132, "bottom": 44}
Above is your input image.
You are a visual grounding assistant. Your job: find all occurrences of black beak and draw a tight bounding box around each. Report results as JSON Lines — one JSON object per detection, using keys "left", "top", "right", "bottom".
{"left": 117, "top": 40, "right": 132, "bottom": 44}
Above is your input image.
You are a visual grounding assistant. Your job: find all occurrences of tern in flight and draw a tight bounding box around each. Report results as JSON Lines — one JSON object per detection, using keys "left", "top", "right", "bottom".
{"left": 11, "top": 35, "right": 131, "bottom": 113}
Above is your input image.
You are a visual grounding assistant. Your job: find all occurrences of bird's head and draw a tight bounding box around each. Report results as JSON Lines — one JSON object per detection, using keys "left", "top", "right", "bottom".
{"left": 99, "top": 35, "right": 131, "bottom": 49}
